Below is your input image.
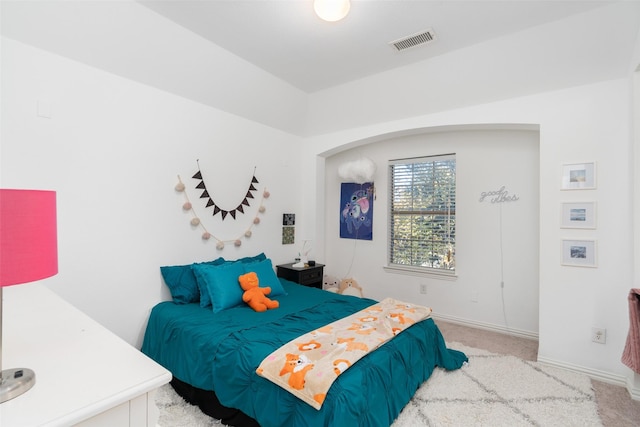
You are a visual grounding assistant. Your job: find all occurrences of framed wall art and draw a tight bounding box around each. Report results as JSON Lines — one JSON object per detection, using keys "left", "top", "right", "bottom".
{"left": 561, "top": 239, "right": 597, "bottom": 267}
{"left": 560, "top": 202, "right": 596, "bottom": 229}
{"left": 561, "top": 162, "right": 596, "bottom": 190}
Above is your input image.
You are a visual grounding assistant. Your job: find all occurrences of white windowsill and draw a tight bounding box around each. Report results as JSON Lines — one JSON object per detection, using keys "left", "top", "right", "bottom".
{"left": 383, "top": 265, "right": 458, "bottom": 281}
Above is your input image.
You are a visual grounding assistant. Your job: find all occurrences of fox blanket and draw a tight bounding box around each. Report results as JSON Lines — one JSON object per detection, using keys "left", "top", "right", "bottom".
{"left": 256, "top": 297, "right": 432, "bottom": 409}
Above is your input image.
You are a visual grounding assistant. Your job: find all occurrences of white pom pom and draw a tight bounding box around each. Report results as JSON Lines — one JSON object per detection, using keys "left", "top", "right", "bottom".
{"left": 175, "top": 182, "right": 185, "bottom": 192}
{"left": 190, "top": 218, "right": 200, "bottom": 226}
{"left": 216, "top": 241, "right": 225, "bottom": 250}
{"left": 244, "top": 230, "right": 252, "bottom": 238}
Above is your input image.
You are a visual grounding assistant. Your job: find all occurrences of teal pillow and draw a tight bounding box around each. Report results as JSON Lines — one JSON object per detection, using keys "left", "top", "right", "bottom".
{"left": 243, "top": 258, "right": 287, "bottom": 297}
{"left": 160, "top": 257, "right": 225, "bottom": 304}
{"left": 234, "top": 252, "right": 267, "bottom": 264}
{"left": 195, "top": 253, "right": 266, "bottom": 308}
{"left": 192, "top": 262, "right": 246, "bottom": 313}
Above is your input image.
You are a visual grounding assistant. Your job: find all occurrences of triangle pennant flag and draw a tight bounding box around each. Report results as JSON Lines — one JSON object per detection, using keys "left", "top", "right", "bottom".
{"left": 249, "top": 184, "right": 257, "bottom": 191}
{"left": 196, "top": 181, "right": 206, "bottom": 189}
{"left": 246, "top": 191, "right": 254, "bottom": 199}
{"left": 236, "top": 205, "right": 244, "bottom": 214}
{"left": 200, "top": 190, "right": 209, "bottom": 199}
{"left": 242, "top": 198, "right": 250, "bottom": 207}
{"left": 193, "top": 171, "right": 202, "bottom": 180}
{"left": 230, "top": 210, "right": 237, "bottom": 219}
{"left": 213, "top": 206, "right": 221, "bottom": 216}
{"left": 221, "top": 210, "right": 229, "bottom": 220}
{"left": 252, "top": 176, "right": 259, "bottom": 184}
{"left": 206, "top": 199, "right": 214, "bottom": 208}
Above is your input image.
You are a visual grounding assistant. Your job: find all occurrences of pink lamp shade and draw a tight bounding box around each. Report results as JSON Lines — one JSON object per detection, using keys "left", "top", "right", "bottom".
{"left": 0, "top": 189, "right": 57, "bottom": 403}
{"left": 0, "top": 189, "right": 58, "bottom": 287}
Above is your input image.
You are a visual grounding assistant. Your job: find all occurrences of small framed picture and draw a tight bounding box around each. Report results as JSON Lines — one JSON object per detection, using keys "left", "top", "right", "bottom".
{"left": 561, "top": 162, "right": 596, "bottom": 190}
{"left": 561, "top": 202, "right": 596, "bottom": 229}
{"left": 283, "top": 213, "right": 295, "bottom": 226}
{"left": 562, "top": 239, "right": 597, "bottom": 267}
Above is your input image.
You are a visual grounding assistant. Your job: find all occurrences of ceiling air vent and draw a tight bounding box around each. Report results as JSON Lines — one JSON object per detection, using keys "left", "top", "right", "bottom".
{"left": 389, "top": 29, "right": 436, "bottom": 52}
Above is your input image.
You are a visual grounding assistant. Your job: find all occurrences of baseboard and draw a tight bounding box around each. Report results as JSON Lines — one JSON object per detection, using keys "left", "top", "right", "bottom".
{"left": 537, "top": 356, "right": 628, "bottom": 388}
{"left": 627, "top": 373, "right": 640, "bottom": 401}
{"left": 432, "top": 313, "right": 539, "bottom": 341}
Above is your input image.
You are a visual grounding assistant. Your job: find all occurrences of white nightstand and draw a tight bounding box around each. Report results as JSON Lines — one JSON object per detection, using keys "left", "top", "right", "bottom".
{"left": 0, "top": 283, "right": 171, "bottom": 426}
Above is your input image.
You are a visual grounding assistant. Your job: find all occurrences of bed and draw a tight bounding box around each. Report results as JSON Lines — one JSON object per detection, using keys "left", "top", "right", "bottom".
{"left": 142, "top": 256, "right": 467, "bottom": 427}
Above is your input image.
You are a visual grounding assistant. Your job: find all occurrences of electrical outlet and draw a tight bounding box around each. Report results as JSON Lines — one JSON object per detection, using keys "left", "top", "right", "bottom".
{"left": 419, "top": 284, "right": 427, "bottom": 294}
{"left": 591, "top": 327, "right": 606, "bottom": 344}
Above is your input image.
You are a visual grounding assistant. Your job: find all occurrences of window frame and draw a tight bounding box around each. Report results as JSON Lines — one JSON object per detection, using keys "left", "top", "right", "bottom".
{"left": 385, "top": 153, "right": 457, "bottom": 279}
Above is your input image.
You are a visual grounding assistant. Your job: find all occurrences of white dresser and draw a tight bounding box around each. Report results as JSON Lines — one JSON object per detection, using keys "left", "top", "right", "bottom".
{"left": 0, "top": 284, "right": 171, "bottom": 426}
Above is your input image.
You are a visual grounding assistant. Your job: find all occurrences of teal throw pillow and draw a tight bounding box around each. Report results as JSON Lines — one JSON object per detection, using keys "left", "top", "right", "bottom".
{"left": 160, "top": 257, "right": 225, "bottom": 304}
{"left": 192, "top": 261, "right": 246, "bottom": 313}
{"left": 244, "top": 258, "right": 287, "bottom": 297}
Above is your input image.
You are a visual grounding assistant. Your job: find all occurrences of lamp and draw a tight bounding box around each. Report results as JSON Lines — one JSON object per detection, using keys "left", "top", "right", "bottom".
{"left": 0, "top": 189, "right": 58, "bottom": 403}
{"left": 292, "top": 239, "right": 312, "bottom": 268}
{"left": 313, "top": 0, "right": 350, "bottom": 22}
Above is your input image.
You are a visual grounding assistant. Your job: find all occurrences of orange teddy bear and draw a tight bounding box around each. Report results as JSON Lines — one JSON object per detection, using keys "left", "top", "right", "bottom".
{"left": 238, "top": 272, "right": 279, "bottom": 312}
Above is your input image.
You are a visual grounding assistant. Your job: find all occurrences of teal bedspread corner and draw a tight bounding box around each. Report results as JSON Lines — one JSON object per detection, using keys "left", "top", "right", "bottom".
{"left": 141, "top": 279, "right": 467, "bottom": 427}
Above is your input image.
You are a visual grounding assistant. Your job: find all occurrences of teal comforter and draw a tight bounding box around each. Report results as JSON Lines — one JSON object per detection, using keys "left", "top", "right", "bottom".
{"left": 142, "top": 280, "right": 467, "bottom": 427}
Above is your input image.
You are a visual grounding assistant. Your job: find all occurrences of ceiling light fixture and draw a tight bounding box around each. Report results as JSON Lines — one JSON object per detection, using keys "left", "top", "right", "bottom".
{"left": 313, "top": 0, "right": 350, "bottom": 22}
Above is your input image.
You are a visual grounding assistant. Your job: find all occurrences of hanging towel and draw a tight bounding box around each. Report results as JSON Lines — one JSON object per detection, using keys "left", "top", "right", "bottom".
{"left": 621, "top": 288, "right": 640, "bottom": 374}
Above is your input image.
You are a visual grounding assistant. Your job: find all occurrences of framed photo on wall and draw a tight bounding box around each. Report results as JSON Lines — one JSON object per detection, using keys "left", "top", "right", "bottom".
{"left": 561, "top": 162, "right": 596, "bottom": 190}
{"left": 560, "top": 202, "right": 596, "bottom": 229}
{"left": 561, "top": 239, "right": 597, "bottom": 267}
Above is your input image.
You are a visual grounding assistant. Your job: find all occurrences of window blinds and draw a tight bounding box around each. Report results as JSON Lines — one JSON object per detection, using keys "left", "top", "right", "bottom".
{"left": 388, "top": 154, "right": 456, "bottom": 271}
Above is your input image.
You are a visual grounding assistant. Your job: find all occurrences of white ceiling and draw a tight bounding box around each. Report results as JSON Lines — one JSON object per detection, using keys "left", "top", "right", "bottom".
{"left": 138, "top": 0, "right": 616, "bottom": 93}
{"left": 2, "top": 0, "right": 638, "bottom": 135}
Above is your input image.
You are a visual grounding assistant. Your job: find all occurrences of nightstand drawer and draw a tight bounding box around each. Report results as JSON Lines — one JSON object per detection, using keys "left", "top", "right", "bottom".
{"left": 299, "top": 268, "right": 323, "bottom": 285}
{"left": 276, "top": 263, "right": 325, "bottom": 289}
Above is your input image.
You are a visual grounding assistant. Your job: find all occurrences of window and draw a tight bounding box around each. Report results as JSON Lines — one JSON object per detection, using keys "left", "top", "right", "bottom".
{"left": 388, "top": 154, "right": 456, "bottom": 275}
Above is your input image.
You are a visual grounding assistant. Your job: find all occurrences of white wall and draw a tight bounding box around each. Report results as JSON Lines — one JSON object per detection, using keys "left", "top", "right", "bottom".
{"left": 1, "top": 0, "right": 309, "bottom": 135}
{"left": 324, "top": 128, "right": 540, "bottom": 337}
{"left": 0, "top": 38, "right": 304, "bottom": 347}
{"left": 304, "top": 78, "right": 634, "bottom": 385}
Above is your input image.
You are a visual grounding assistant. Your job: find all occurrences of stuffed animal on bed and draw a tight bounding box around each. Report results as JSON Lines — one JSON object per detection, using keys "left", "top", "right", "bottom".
{"left": 338, "top": 278, "right": 364, "bottom": 298}
{"left": 238, "top": 272, "right": 279, "bottom": 312}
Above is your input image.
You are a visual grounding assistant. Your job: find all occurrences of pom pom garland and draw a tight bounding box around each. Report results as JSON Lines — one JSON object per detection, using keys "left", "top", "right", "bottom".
{"left": 175, "top": 174, "right": 268, "bottom": 250}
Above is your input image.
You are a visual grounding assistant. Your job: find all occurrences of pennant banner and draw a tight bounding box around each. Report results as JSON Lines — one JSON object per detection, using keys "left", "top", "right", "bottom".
{"left": 193, "top": 166, "right": 259, "bottom": 221}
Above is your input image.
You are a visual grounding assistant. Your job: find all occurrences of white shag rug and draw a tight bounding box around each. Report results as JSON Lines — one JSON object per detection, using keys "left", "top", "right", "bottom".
{"left": 156, "top": 342, "right": 603, "bottom": 427}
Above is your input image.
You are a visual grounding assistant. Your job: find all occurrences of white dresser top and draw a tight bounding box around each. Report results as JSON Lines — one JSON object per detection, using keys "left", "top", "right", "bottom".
{"left": 0, "top": 283, "right": 171, "bottom": 426}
